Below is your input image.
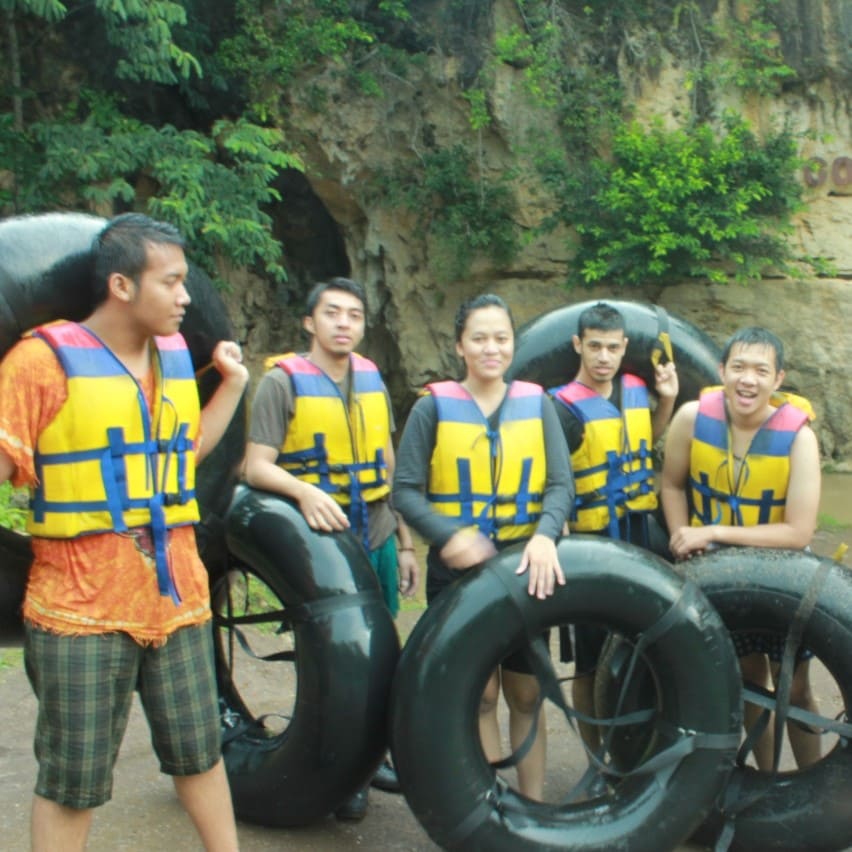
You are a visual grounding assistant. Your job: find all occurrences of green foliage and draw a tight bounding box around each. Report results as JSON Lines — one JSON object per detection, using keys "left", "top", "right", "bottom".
{"left": 97, "top": 0, "right": 203, "bottom": 84}
{"left": 0, "top": 0, "right": 823, "bottom": 297}
{"left": 0, "top": 648, "right": 24, "bottom": 675}
{"left": 818, "top": 512, "right": 848, "bottom": 532}
{"left": 462, "top": 88, "right": 491, "bottom": 131}
{"left": 495, "top": 21, "right": 562, "bottom": 108}
{"left": 2, "top": 0, "right": 302, "bottom": 282}
{"left": 731, "top": 29, "right": 793, "bottom": 93}
{"left": 376, "top": 145, "right": 518, "bottom": 282}
{"left": 0, "top": 0, "right": 68, "bottom": 23}
{"left": 4, "top": 0, "right": 202, "bottom": 84}
{"left": 702, "top": 0, "right": 796, "bottom": 95}
{"left": 495, "top": 3, "right": 625, "bottom": 158}
{"left": 378, "top": 0, "right": 410, "bottom": 21}
{"left": 0, "top": 481, "right": 27, "bottom": 533}
{"left": 561, "top": 115, "right": 802, "bottom": 287}
{"left": 19, "top": 93, "right": 301, "bottom": 283}
{"left": 219, "top": 0, "right": 411, "bottom": 121}
{"left": 0, "top": 0, "right": 66, "bottom": 21}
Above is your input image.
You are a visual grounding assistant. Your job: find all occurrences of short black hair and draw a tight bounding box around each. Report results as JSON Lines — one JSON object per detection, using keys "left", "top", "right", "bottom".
{"left": 305, "top": 277, "right": 367, "bottom": 317}
{"left": 454, "top": 293, "right": 514, "bottom": 343}
{"left": 721, "top": 326, "right": 784, "bottom": 371}
{"left": 577, "top": 302, "right": 625, "bottom": 337}
{"left": 91, "top": 213, "right": 185, "bottom": 306}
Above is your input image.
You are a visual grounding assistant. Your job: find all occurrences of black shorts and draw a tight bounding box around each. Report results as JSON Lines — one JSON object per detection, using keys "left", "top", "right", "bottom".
{"left": 559, "top": 622, "right": 609, "bottom": 674}
{"left": 557, "top": 513, "right": 670, "bottom": 668}
{"left": 425, "top": 546, "right": 550, "bottom": 675}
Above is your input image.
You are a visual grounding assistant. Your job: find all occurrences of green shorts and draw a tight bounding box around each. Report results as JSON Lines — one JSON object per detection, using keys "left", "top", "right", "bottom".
{"left": 24, "top": 622, "right": 221, "bottom": 809}
{"left": 368, "top": 535, "right": 400, "bottom": 617}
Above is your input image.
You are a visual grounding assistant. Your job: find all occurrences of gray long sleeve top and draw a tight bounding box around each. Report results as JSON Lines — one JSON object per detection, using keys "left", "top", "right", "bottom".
{"left": 392, "top": 386, "right": 574, "bottom": 550}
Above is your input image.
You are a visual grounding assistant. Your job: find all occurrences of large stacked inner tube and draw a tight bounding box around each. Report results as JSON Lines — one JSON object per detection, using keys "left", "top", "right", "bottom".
{"left": 686, "top": 549, "right": 852, "bottom": 852}
{"left": 506, "top": 298, "right": 722, "bottom": 408}
{"left": 0, "top": 212, "right": 245, "bottom": 626}
{"left": 390, "top": 535, "right": 743, "bottom": 851}
{"left": 596, "top": 548, "right": 852, "bottom": 852}
{"left": 218, "top": 484, "right": 400, "bottom": 826}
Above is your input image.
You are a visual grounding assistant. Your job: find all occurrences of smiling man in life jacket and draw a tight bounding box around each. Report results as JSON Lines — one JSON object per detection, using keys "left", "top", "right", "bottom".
{"left": 243, "top": 276, "right": 418, "bottom": 820}
{"left": 661, "top": 325, "right": 822, "bottom": 770}
{"left": 548, "top": 301, "right": 679, "bottom": 763}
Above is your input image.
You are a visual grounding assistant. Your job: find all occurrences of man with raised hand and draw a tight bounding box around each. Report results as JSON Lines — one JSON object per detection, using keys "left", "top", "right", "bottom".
{"left": 549, "top": 301, "right": 678, "bottom": 761}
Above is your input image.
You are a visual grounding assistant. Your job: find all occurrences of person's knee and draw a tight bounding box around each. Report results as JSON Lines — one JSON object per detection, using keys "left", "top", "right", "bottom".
{"left": 479, "top": 672, "right": 500, "bottom": 716}
{"left": 739, "top": 652, "right": 769, "bottom": 684}
{"left": 503, "top": 674, "right": 541, "bottom": 716}
{"left": 505, "top": 692, "right": 539, "bottom": 716}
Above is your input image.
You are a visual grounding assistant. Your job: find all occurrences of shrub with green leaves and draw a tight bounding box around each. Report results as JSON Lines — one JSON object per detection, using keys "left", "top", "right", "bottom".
{"left": 375, "top": 145, "right": 518, "bottom": 283}
{"left": 1, "top": 0, "right": 301, "bottom": 285}
{"left": 562, "top": 115, "right": 802, "bottom": 287}
{"left": 5, "top": 95, "right": 300, "bottom": 284}
{"left": 700, "top": 0, "right": 797, "bottom": 96}
{"left": 219, "top": 0, "right": 413, "bottom": 121}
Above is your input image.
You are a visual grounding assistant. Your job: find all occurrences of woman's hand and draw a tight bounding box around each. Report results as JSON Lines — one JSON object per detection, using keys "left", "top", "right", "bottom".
{"left": 439, "top": 528, "right": 497, "bottom": 569}
{"left": 516, "top": 534, "right": 565, "bottom": 599}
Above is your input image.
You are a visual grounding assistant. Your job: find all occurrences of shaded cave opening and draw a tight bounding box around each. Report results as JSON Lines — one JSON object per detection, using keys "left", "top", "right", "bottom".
{"left": 269, "top": 168, "right": 412, "bottom": 415}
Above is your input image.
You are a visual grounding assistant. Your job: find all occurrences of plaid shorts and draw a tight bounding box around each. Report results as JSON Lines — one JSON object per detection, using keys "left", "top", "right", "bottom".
{"left": 24, "top": 622, "right": 221, "bottom": 809}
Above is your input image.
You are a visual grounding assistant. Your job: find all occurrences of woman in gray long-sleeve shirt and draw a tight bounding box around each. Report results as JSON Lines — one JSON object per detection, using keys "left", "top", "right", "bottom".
{"left": 392, "top": 293, "right": 574, "bottom": 802}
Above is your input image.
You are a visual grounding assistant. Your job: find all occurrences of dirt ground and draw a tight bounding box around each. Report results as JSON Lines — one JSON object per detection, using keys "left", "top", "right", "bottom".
{"left": 1, "top": 524, "right": 850, "bottom": 851}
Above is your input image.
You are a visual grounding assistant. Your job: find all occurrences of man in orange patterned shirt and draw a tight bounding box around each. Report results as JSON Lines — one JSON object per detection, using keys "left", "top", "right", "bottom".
{"left": 0, "top": 214, "right": 248, "bottom": 851}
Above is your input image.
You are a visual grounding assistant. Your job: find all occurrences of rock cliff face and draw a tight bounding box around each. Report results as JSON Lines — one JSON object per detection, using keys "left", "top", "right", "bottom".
{"left": 225, "top": 0, "right": 852, "bottom": 467}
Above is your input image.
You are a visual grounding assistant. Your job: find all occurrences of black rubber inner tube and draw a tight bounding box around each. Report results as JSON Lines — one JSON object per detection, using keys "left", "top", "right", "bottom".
{"left": 0, "top": 212, "right": 245, "bottom": 629}
{"left": 686, "top": 548, "right": 852, "bottom": 852}
{"left": 390, "top": 535, "right": 743, "bottom": 851}
{"left": 596, "top": 548, "right": 852, "bottom": 852}
{"left": 506, "top": 298, "right": 722, "bottom": 408}
{"left": 216, "top": 484, "right": 400, "bottom": 826}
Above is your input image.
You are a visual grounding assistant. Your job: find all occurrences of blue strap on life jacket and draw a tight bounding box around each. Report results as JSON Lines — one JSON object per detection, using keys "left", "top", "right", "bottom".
{"left": 147, "top": 491, "right": 181, "bottom": 605}
{"left": 690, "top": 473, "right": 784, "bottom": 527}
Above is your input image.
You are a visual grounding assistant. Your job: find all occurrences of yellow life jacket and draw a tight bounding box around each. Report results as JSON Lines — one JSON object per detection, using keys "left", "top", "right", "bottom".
{"left": 426, "top": 380, "right": 546, "bottom": 543}
{"left": 689, "top": 386, "right": 812, "bottom": 527}
{"left": 550, "top": 374, "right": 656, "bottom": 537}
{"left": 29, "top": 321, "right": 200, "bottom": 603}
{"left": 274, "top": 353, "right": 391, "bottom": 543}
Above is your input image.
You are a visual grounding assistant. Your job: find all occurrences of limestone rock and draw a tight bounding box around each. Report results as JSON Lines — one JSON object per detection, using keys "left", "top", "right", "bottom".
{"left": 231, "top": 0, "right": 852, "bottom": 466}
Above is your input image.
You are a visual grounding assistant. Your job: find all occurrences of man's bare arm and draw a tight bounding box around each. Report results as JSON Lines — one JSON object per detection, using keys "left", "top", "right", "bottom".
{"left": 243, "top": 441, "right": 349, "bottom": 532}
{"left": 197, "top": 341, "right": 249, "bottom": 464}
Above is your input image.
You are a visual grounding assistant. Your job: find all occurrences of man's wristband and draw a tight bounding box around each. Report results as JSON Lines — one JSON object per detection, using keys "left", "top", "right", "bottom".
{"left": 399, "top": 546, "right": 415, "bottom": 552}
